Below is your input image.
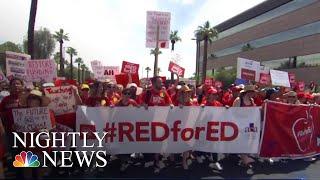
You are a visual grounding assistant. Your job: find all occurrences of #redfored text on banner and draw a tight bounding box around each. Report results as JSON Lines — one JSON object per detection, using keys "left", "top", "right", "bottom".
{"left": 76, "top": 106, "right": 261, "bottom": 154}
{"left": 259, "top": 101, "right": 320, "bottom": 158}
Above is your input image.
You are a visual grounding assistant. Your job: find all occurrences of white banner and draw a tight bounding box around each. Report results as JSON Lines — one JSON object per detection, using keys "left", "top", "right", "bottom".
{"left": 76, "top": 106, "right": 261, "bottom": 154}
{"left": 270, "top": 69, "right": 290, "bottom": 87}
{"left": 146, "top": 11, "right": 171, "bottom": 48}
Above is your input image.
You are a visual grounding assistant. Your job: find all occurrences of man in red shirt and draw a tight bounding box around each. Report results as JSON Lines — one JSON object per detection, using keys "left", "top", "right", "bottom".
{"left": 141, "top": 76, "right": 173, "bottom": 174}
{"left": 201, "top": 87, "right": 223, "bottom": 107}
{"left": 142, "top": 76, "right": 173, "bottom": 107}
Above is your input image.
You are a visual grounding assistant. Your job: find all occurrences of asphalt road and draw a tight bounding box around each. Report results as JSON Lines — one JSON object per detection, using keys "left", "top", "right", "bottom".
{"left": 46, "top": 155, "right": 320, "bottom": 179}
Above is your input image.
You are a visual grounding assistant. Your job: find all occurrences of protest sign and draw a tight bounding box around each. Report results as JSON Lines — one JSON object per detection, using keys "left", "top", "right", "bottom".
{"left": 104, "top": 66, "right": 119, "bottom": 82}
{"left": 259, "top": 73, "right": 271, "bottom": 85}
{"left": 12, "top": 107, "right": 53, "bottom": 132}
{"left": 5, "top": 51, "right": 30, "bottom": 61}
{"left": 146, "top": 11, "right": 171, "bottom": 48}
{"left": 236, "top": 57, "right": 260, "bottom": 82}
{"left": 270, "top": 69, "right": 290, "bottom": 87}
{"left": 0, "top": 69, "right": 7, "bottom": 82}
{"left": 44, "top": 86, "right": 76, "bottom": 115}
{"left": 168, "top": 61, "right": 185, "bottom": 77}
{"left": 26, "top": 59, "right": 57, "bottom": 82}
{"left": 260, "top": 101, "right": 320, "bottom": 158}
{"left": 77, "top": 106, "right": 261, "bottom": 154}
{"left": 91, "top": 60, "right": 119, "bottom": 82}
{"left": 121, "top": 61, "right": 139, "bottom": 74}
{"left": 6, "top": 59, "right": 27, "bottom": 80}
{"left": 115, "top": 73, "right": 140, "bottom": 87}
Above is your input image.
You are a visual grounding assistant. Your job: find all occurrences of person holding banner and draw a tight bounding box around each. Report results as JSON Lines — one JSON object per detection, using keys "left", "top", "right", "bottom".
{"left": 141, "top": 76, "right": 173, "bottom": 174}
{"left": 232, "top": 85, "right": 257, "bottom": 174}
{"left": 174, "top": 85, "right": 198, "bottom": 170}
{"left": 116, "top": 88, "right": 139, "bottom": 107}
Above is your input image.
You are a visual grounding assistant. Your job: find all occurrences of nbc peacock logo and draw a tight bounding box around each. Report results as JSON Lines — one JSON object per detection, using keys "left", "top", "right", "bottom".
{"left": 13, "top": 151, "right": 40, "bottom": 168}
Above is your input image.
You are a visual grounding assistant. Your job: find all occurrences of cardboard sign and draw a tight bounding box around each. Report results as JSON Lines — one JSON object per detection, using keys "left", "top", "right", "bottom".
{"left": 44, "top": 86, "right": 76, "bottom": 115}
{"left": 121, "top": 61, "right": 139, "bottom": 74}
{"left": 6, "top": 59, "right": 27, "bottom": 80}
{"left": 91, "top": 60, "right": 119, "bottom": 82}
{"left": 5, "top": 51, "right": 30, "bottom": 61}
{"left": 168, "top": 61, "right": 185, "bottom": 77}
{"left": 12, "top": 107, "right": 53, "bottom": 132}
{"left": 270, "top": 70, "right": 290, "bottom": 87}
{"left": 26, "top": 59, "right": 57, "bottom": 82}
{"left": 297, "top": 81, "right": 305, "bottom": 92}
{"left": 259, "top": 73, "right": 271, "bottom": 85}
{"left": 146, "top": 11, "right": 171, "bottom": 48}
{"left": 236, "top": 57, "right": 260, "bottom": 82}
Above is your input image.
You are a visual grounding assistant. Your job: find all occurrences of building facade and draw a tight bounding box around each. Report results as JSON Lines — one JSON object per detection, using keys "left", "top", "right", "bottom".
{"left": 198, "top": 0, "right": 320, "bottom": 83}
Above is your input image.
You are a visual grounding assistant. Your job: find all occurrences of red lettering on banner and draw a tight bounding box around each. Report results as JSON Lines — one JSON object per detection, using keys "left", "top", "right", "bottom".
{"left": 220, "top": 122, "right": 238, "bottom": 141}
{"left": 136, "top": 122, "right": 150, "bottom": 142}
{"left": 181, "top": 128, "right": 194, "bottom": 141}
{"left": 151, "top": 122, "right": 169, "bottom": 141}
{"left": 118, "top": 122, "right": 134, "bottom": 142}
{"left": 195, "top": 127, "right": 205, "bottom": 140}
{"left": 206, "top": 122, "right": 219, "bottom": 141}
{"left": 170, "top": 120, "right": 181, "bottom": 141}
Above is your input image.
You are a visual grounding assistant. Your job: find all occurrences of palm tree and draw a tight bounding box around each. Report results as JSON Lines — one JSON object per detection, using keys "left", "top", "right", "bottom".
{"left": 150, "top": 48, "right": 162, "bottom": 77}
{"left": 53, "top": 29, "right": 69, "bottom": 77}
{"left": 27, "top": 0, "right": 38, "bottom": 59}
{"left": 75, "top": 57, "right": 83, "bottom": 83}
{"left": 81, "top": 64, "right": 87, "bottom": 82}
{"left": 195, "top": 21, "right": 218, "bottom": 83}
{"left": 53, "top": 52, "right": 60, "bottom": 71}
{"left": 169, "top": 30, "right": 182, "bottom": 82}
{"left": 145, "top": 67, "right": 151, "bottom": 79}
{"left": 170, "top": 30, "right": 182, "bottom": 51}
{"left": 66, "top": 47, "right": 77, "bottom": 80}
{"left": 157, "top": 68, "right": 161, "bottom": 75}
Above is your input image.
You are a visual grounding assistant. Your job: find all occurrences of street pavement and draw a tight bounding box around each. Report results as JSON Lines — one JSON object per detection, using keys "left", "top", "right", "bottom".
{"left": 46, "top": 155, "right": 320, "bottom": 179}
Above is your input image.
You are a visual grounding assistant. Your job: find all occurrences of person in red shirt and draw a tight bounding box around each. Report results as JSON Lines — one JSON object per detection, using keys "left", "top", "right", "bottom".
{"left": 85, "top": 82, "right": 106, "bottom": 107}
{"left": 141, "top": 76, "right": 173, "bottom": 174}
{"left": 79, "top": 84, "right": 90, "bottom": 103}
{"left": 126, "top": 83, "right": 143, "bottom": 105}
{"left": 116, "top": 88, "right": 138, "bottom": 107}
{"left": 103, "top": 82, "right": 120, "bottom": 106}
{"left": 142, "top": 76, "right": 173, "bottom": 107}
{"left": 201, "top": 87, "right": 223, "bottom": 107}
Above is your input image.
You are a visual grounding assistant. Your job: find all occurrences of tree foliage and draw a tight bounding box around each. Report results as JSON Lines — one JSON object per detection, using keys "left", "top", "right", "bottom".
{"left": 23, "top": 27, "right": 55, "bottom": 59}
{"left": 214, "top": 68, "right": 236, "bottom": 89}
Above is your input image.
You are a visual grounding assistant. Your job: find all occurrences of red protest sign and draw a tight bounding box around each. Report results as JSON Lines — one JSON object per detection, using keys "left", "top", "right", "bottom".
{"left": 259, "top": 73, "right": 271, "bottom": 85}
{"left": 168, "top": 61, "right": 185, "bottom": 77}
{"left": 260, "top": 101, "right": 320, "bottom": 158}
{"left": 121, "top": 61, "right": 140, "bottom": 74}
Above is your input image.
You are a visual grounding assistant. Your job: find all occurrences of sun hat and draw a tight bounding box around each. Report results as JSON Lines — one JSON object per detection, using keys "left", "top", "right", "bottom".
{"left": 126, "top": 83, "right": 143, "bottom": 95}
{"left": 240, "top": 85, "right": 258, "bottom": 93}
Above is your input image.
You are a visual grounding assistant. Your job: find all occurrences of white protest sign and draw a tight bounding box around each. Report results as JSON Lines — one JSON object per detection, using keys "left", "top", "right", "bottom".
{"left": 146, "top": 11, "right": 171, "bottom": 48}
{"left": 5, "top": 51, "right": 30, "bottom": 61}
{"left": 6, "top": 59, "right": 27, "bottom": 80}
{"left": 76, "top": 106, "right": 261, "bottom": 154}
{"left": 236, "top": 57, "right": 260, "bottom": 82}
{"left": 44, "top": 86, "right": 76, "bottom": 115}
{"left": 104, "top": 66, "right": 119, "bottom": 82}
{"left": 26, "top": 59, "right": 57, "bottom": 82}
{"left": 270, "top": 69, "right": 290, "bottom": 87}
{"left": 12, "top": 107, "right": 53, "bottom": 132}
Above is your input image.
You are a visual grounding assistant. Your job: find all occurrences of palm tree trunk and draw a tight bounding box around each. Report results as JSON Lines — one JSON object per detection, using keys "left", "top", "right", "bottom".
{"left": 171, "top": 41, "right": 175, "bottom": 83}
{"left": 202, "top": 38, "right": 208, "bottom": 84}
{"left": 70, "top": 54, "right": 73, "bottom": 80}
{"left": 82, "top": 68, "right": 85, "bottom": 82}
{"left": 27, "top": 0, "right": 38, "bottom": 59}
{"left": 147, "top": 70, "right": 149, "bottom": 79}
{"left": 196, "top": 40, "right": 200, "bottom": 85}
{"left": 78, "top": 63, "right": 80, "bottom": 83}
{"left": 59, "top": 42, "right": 64, "bottom": 77}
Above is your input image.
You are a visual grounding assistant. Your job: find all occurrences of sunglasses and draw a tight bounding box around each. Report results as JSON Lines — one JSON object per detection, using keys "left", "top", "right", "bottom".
{"left": 123, "top": 92, "right": 131, "bottom": 96}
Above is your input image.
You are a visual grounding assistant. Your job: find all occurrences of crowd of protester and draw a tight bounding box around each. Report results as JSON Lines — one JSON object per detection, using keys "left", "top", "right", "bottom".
{"left": 0, "top": 74, "right": 319, "bottom": 178}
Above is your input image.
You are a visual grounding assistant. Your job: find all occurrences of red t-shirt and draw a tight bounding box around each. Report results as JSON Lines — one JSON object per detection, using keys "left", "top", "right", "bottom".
{"left": 202, "top": 100, "right": 223, "bottom": 107}
{"left": 105, "top": 93, "right": 120, "bottom": 106}
{"left": 254, "top": 96, "right": 264, "bottom": 106}
{"left": 0, "top": 94, "right": 25, "bottom": 132}
{"left": 222, "top": 91, "right": 234, "bottom": 106}
{"left": 116, "top": 99, "right": 138, "bottom": 107}
{"left": 142, "top": 89, "right": 172, "bottom": 106}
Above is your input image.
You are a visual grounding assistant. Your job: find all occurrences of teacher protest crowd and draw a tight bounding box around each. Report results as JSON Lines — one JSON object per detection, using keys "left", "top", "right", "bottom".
{"left": 0, "top": 67, "right": 319, "bottom": 178}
